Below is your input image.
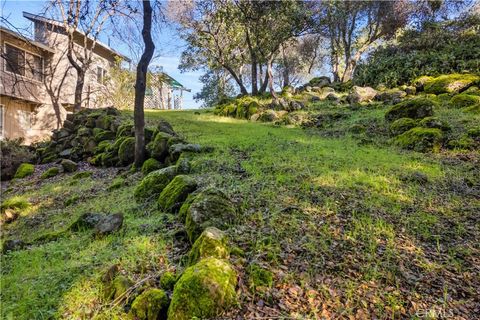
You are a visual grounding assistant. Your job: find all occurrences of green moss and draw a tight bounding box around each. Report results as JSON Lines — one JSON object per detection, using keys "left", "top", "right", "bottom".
{"left": 412, "top": 75, "right": 434, "bottom": 91}
{"left": 385, "top": 97, "right": 437, "bottom": 122}
{"left": 147, "top": 132, "right": 172, "bottom": 161}
{"left": 464, "top": 103, "right": 480, "bottom": 114}
{"left": 447, "top": 135, "right": 475, "bottom": 150}
{"left": 181, "top": 188, "right": 236, "bottom": 243}
{"left": 95, "top": 114, "right": 114, "bottom": 130}
{"left": 134, "top": 166, "right": 177, "bottom": 202}
{"left": 449, "top": 94, "right": 480, "bottom": 108}
{"left": 158, "top": 175, "right": 197, "bottom": 212}
{"left": 1, "top": 196, "right": 30, "bottom": 213}
{"left": 60, "top": 159, "right": 78, "bottom": 173}
{"left": 389, "top": 118, "right": 417, "bottom": 136}
{"left": 247, "top": 263, "right": 274, "bottom": 289}
{"left": 467, "top": 127, "right": 480, "bottom": 139}
{"left": 394, "top": 127, "right": 443, "bottom": 152}
{"left": 129, "top": 288, "right": 169, "bottom": 320}
{"left": 463, "top": 85, "right": 480, "bottom": 96}
{"left": 116, "top": 123, "right": 134, "bottom": 138}
{"left": 40, "top": 167, "right": 60, "bottom": 179}
{"left": 107, "top": 177, "right": 125, "bottom": 191}
{"left": 424, "top": 73, "right": 480, "bottom": 94}
{"left": 95, "top": 140, "right": 112, "bottom": 154}
{"left": 14, "top": 163, "right": 34, "bottom": 179}
{"left": 188, "top": 227, "right": 229, "bottom": 266}
{"left": 160, "top": 272, "right": 177, "bottom": 291}
{"left": 418, "top": 117, "right": 451, "bottom": 131}
{"left": 103, "top": 275, "right": 133, "bottom": 301}
{"left": 141, "top": 158, "right": 163, "bottom": 175}
{"left": 93, "top": 129, "right": 116, "bottom": 142}
{"left": 167, "top": 257, "right": 237, "bottom": 320}
{"left": 72, "top": 171, "right": 93, "bottom": 180}
{"left": 118, "top": 137, "right": 135, "bottom": 165}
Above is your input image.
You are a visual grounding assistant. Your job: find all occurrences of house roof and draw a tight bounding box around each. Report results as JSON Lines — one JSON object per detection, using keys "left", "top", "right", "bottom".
{"left": 158, "top": 72, "right": 191, "bottom": 92}
{"left": 0, "top": 26, "right": 55, "bottom": 53}
{"left": 23, "top": 11, "right": 131, "bottom": 62}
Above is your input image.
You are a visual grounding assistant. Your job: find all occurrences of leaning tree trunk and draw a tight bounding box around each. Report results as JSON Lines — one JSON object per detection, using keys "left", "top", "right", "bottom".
{"left": 133, "top": 0, "right": 155, "bottom": 168}
{"left": 266, "top": 58, "right": 277, "bottom": 99}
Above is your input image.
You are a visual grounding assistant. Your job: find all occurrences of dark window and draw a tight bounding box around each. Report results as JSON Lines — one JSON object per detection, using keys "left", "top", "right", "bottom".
{"left": 5, "top": 44, "right": 25, "bottom": 76}
{"left": 26, "top": 53, "right": 43, "bottom": 81}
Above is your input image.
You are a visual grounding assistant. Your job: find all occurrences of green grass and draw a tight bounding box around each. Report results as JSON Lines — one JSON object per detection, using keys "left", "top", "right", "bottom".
{"left": 1, "top": 109, "right": 478, "bottom": 319}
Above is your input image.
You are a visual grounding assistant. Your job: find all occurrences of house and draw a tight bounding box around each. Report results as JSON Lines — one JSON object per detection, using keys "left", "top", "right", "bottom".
{"left": 1, "top": 12, "right": 130, "bottom": 144}
{"left": 145, "top": 68, "right": 191, "bottom": 110}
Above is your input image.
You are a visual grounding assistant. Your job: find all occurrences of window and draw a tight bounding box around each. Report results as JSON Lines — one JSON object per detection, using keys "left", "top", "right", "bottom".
{"left": 0, "top": 105, "right": 4, "bottom": 138}
{"left": 97, "top": 66, "right": 107, "bottom": 84}
{"left": 3, "top": 43, "right": 43, "bottom": 81}
{"left": 19, "top": 109, "right": 32, "bottom": 128}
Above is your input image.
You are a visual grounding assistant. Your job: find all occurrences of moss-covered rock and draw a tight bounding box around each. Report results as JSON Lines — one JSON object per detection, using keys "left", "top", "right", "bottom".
{"left": 157, "top": 119, "right": 176, "bottom": 136}
{"left": 41, "top": 167, "right": 60, "bottom": 179}
{"left": 467, "top": 127, "right": 480, "bottom": 139}
{"left": 258, "top": 110, "right": 279, "bottom": 122}
{"left": 375, "top": 88, "right": 407, "bottom": 102}
{"left": 447, "top": 135, "right": 475, "bottom": 150}
{"left": 385, "top": 97, "right": 437, "bottom": 122}
{"left": 463, "top": 85, "right": 480, "bottom": 96}
{"left": 464, "top": 103, "right": 480, "bottom": 114}
{"left": 93, "top": 129, "right": 116, "bottom": 142}
{"left": 141, "top": 158, "right": 163, "bottom": 175}
{"left": 134, "top": 166, "right": 177, "bottom": 202}
{"left": 72, "top": 171, "right": 93, "bottom": 180}
{"left": 1, "top": 196, "right": 30, "bottom": 213}
{"left": 104, "top": 274, "right": 133, "bottom": 301}
{"left": 118, "top": 137, "right": 135, "bottom": 165}
{"left": 412, "top": 75, "right": 434, "bottom": 92}
{"left": 188, "top": 227, "right": 229, "bottom": 266}
{"left": 180, "top": 188, "right": 236, "bottom": 243}
{"left": 14, "top": 163, "right": 34, "bottom": 179}
{"left": 418, "top": 117, "right": 451, "bottom": 131}
{"left": 95, "top": 114, "right": 114, "bottom": 130}
{"left": 158, "top": 175, "right": 197, "bottom": 212}
{"left": 116, "top": 123, "right": 134, "bottom": 138}
{"left": 129, "top": 288, "right": 169, "bottom": 320}
{"left": 160, "top": 272, "right": 177, "bottom": 291}
{"left": 107, "top": 177, "right": 125, "bottom": 191}
{"left": 95, "top": 140, "right": 113, "bottom": 154}
{"left": 247, "top": 263, "right": 274, "bottom": 289}
{"left": 449, "top": 93, "right": 480, "bottom": 108}
{"left": 167, "top": 257, "right": 237, "bottom": 320}
{"left": 424, "top": 73, "right": 480, "bottom": 94}
{"left": 147, "top": 132, "right": 172, "bottom": 161}
{"left": 60, "top": 159, "right": 78, "bottom": 173}
{"left": 389, "top": 118, "right": 417, "bottom": 136}
{"left": 394, "top": 127, "right": 443, "bottom": 152}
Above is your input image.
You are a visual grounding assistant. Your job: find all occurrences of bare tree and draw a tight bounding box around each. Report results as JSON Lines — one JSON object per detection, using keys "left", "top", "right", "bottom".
{"left": 133, "top": 0, "right": 155, "bottom": 167}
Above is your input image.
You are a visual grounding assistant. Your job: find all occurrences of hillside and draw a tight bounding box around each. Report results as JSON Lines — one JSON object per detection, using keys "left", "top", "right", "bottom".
{"left": 2, "top": 107, "right": 479, "bottom": 319}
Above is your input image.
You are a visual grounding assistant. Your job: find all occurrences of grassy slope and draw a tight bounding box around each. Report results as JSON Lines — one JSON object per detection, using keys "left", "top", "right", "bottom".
{"left": 1, "top": 109, "right": 479, "bottom": 319}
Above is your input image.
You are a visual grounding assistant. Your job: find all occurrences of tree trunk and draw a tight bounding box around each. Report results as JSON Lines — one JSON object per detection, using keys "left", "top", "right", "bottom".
{"left": 282, "top": 69, "right": 289, "bottom": 88}
{"left": 73, "top": 69, "right": 85, "bottom": 112}
{"left": 224, "top": 65, "right": 248, "bottom": 95}
{"left": 251, "top": 60, "right": 258, "bottom": 95}
{"left": 267, "top": 58, "right": 277, "bottom": 99}
{"left": 259, "top": 66, "right": 269, "bottom": 93}
{"left": 134, "top": 0, "right": 155, "bottom": 168}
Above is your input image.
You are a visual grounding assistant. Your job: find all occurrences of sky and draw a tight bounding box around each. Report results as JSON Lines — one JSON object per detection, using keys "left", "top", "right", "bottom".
{"left": 1, "top": 0, "right": 203, "bottom": 109}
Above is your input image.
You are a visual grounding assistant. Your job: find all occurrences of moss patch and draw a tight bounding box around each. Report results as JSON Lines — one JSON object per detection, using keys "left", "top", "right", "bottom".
{"left": 449, "top": 94, "right": 480, "bottom": 108}
{"left": 385, "top": 97, "right": 437, "bottom": 122}
{"left": 188, "top": 227, "right": 229, "bottom": 266}
{"left": 394, "top": 127, "right": 443, "bottom": 152}
{"left": 134, "top": 166, "right": 177, "bottom": 202}
{"left": 40, "top": 167, "right": 60, "bottom": 179}
{"left": 118, "top": 137, "right": 135, "bottom": 165}
{"left": 14, "top": 163, "right": 34, "bottom": 179}
{"left": 141, "top": 158, "right": 163, "bottom": 175}
{"left": 147, "top": 132, "right": 172, "bottom": 161}
{"left": 247, "top": 263, "right": 274, "bottom": 289}
{"left": 389, "top": 118, "right": 417, "bottom": 136}
{"left": 167, "top": 257, "right": 237, "bottom": 320}
{"left": 157, "top": 175, "right": 197, "bottom": 212}
{"left": 160, "top": 272, "right": 177, "bottom": 291}
{"left": 424, "top": 73, "right": 480, "bottom": 94}
{"left": 129, "top": 288, "right": 169, "bottom": 320}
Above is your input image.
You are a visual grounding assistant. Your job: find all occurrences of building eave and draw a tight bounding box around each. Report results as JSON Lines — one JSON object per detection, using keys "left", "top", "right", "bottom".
{"left": 0, "top": 26, "right": 55, "bottom": 53}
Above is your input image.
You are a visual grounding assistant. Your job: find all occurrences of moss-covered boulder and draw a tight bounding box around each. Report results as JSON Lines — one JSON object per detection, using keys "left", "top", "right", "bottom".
{"left": 14, "top": 163, "right": 34, "bottom": 179}
{"left": 95, "top": 114, "right": 114, "bottom": 130}
{"left": 412, "top": 75, "right": 434, "bottom": 92}
{"left": 389, "top": 118, "right": 417, "bottom": 136}
{"left": 129, "top": 288, "right": 169, "bottom": 320}
{"left": 103, "top": 274, "right": 133, "bottom": 301}
{"left": 463, "top": 85, "right": 480, "bottom": 96}
{"left": 147, "top": 132, "right": 172, "bottom": 161}
{"left": 394, "top": 127, "right": 443, "bottom": 152}
{"left": 167, "top": 257, "right": 237, "bottom": 320}
{"left": 93, "top": 128, "right": 116, "bottom": 142}
{"left": 449, "top": 94, "right": 480, "bottom": 108}
{"left": 424, "top": 73, "right": 480, "bottom": 94}
{"left": 116, "top": 123, "right": 134, "bottom": 138}
{"left": 157, "top": 119, "right": 176, "bottom": 136}
{"left": 60, "top": 159, "right": 78, "bottom": 173}
{"left": 157, "top": 175, "right": 197, "bottom": 212}
{"left": 141, "top": 158, "right": 163, "bottom": 175}
{"left": 385, "top": 97, "right": 437, "bottom": 122}
{"left": 118, "top": 137, "right": 135, "bottom": 165}
{"left": 258, "top": 110, "right": 280, "bottom": 122}
{"left": 134, "top": 166, "right": 177, "bottom": 202}
{"left": 188, "top": 227, "right": 229, "bottom": 266}
{"left": 41, "top": 167, "right": 60, "bottom": 179}
{"left": 375, "top": 88, "right": 407, "bottom": 103}
{"left": 418, "top": 117, "right": 451, "bottom": 131}
{"left": 160, "top": 272, "right": 177, "bottom": 291}
{"left": 179, "top": 188, "right": 236, "bottom": 243}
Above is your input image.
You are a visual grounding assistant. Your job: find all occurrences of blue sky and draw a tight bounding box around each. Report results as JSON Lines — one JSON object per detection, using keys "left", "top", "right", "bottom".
{"left": 1, "top": 0, "right": 203, "bottom": 109}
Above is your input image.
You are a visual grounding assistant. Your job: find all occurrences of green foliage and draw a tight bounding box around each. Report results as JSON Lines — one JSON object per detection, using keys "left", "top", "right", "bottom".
{"left": 247, "top": 263, "right": 273, "bottom": 289}
{"left": 40, "top": 167, "right": 60, "bottom": 179}
{"left": 449, "top": 94, "right": 480, "bottom": 108}
{"left": 393, "top": 127, "right": 443, "bottom": 152}
{"left": 167, "top": 257, "right": 237, "bottom": 320}
{"left": 14, "top": 163, "right": 34, "bottom": 179}
{"left": 355, "top": 16, "right": 480, "bottom": 87}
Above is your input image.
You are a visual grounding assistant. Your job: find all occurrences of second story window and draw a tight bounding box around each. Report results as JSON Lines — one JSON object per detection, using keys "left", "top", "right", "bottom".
{"left": 97, "top": 66, "right": 107, "bottom": 85}
{"left": 4, "top": 43, "right": 43, "bottom": 81}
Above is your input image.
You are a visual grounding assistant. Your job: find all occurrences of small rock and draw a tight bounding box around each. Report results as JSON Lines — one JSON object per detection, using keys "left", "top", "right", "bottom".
{"left": 61, "top": 159, "right": 78, "bottom": 172}
{"left": 2, "top": 239, "right": 25, "bottom": 253}
{"left": 95, "top": 213, "right": 124, "bottom": 236}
